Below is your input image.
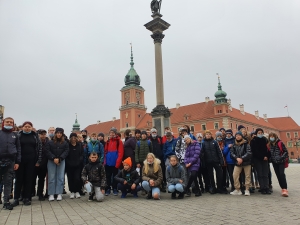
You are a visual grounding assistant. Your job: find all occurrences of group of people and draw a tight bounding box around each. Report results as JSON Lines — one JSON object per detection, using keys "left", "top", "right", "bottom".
{"left": 0, "top": 117, "right": 289, "bottom": 211}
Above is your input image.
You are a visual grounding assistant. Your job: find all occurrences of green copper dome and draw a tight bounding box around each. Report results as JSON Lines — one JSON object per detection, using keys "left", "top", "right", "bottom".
{"left": 124, "top": 46, "right": 141, "bottom": 86}
{"left": 214, "top": 76, "right": 228, "bottom": 104}
{"left": 73, "top": 114, "right": 80, "bottom": 128}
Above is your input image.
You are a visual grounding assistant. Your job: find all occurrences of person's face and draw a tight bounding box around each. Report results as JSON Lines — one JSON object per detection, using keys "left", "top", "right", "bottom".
{"left": 236, "top": 134, "right": 243, "bottom": 141}
{"left": 197, "top": 136, "right": 203, "bottom": 142}
{"left": 91, "top": 135, "right": 97, "bottom": 141}
{"left": 185, "top": 138, "right": 191, "bottom": 144}
{"left": 170, "top": 157, "right": 177, "bottom": 166}
{"left": 70, "top": 136, "right": 77, "bottom": 143}
{"left": 182, "top": 131, "right": 188, "bottom": 136}
{"left": 257, "top": 131, "right": 263, "bottom": 135}
{"left": 221, "top": 130, "right": 225, "bottom": 135}
{"left": 81, "top": 131, "right": 87, "bottom": 136}
{"left": 97, "top": 136, "right": 103, "bottom": 141}
{"left": 23, "top": 124, "right": 33, "bottom": 133}
{"left": 205, "top": 133, "right": 212, "bottom": 139}
{"left": 151, "top": 131, "right": 157, "bottom": 137}
{"left": 141, "top": 134, "right": 147, "bottom": 140}
{"left": 39, "top": 133, "right": 47, "bottom": 140}
{"left": 166, "top": 135, "right": 172, "bottom": 141}
{"left": 123, "top": 163, "right": 130, "bottom": 171}
{"left": 48, "top": 128, "right": 55, "bottom": 135}
{"left": 147, "top": 155, "right": 154, "bottom": 164}
{"left": 89, "top": 155, "right": 98, "bottom": 162}
{"left": 135, "top": 133, "right": 141, "bottom": 139}
{"left": 56, "top": 132, "right": 63, "bottom": 139}
{"left": 4, "top": 119, "right": 14, "bottom": 127}
{"left": 77, "top": 136, "right": 83, "bottom": 142}
{"left": 241, "top": 128, "right": 247, "bottom": 135}
{"left": 146, "top": 131, "right": 151, "bottom": 137}
{"left": 109, "top": 131, "right": 115, "bottom": 139}
{"left": 226, "top": 133, "right": 232, "bottom": 139}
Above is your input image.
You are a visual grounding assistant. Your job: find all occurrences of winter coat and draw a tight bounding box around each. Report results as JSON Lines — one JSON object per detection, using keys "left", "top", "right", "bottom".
{"left": 104, "top": 136, "right": 124, "bottom": 168}
{"left": 46, "top": 140, "right": 69, "bottom": 161}
{"left": 184, "top": 141, "right": 201, "bottom": 171}
{"left": 114, "top": 168, "right": 140, "bottom": 186}
{"left": 0, "top": 130, "right": 21, "bottom": 164}
{"left": 40, "top": 138, "right": 50, "bottom": 167}
{"left": 250, "top": 136, "right": 270, "bottom": 161}
{"left": 123, "top": 137, "right": 137, "bottom": 165}
{"left": 202, "top": 138, "right": 224, "bottom": 166}
{"left": 81, "top": 161, "right": 106, "bottom": 188}
{"left": 230, "top": 140, "right": 252, "bottom": 166}
{"left": 162, "top": 134, "right": 176, "bottom": 144}
{"left": 85, "top": 141, "right": 104, "bottom": 164}
{"left": 66, "top": 142, "right": 84, "bottom": 168}
{"left": 19, "top": 131, "right": 43, "bottom": 165}
{"left": 150, "top": 136, "right": 163, "bottom": 160}
{"left": 166, "top": 163, "right": 186, "bottom": 188}
{"left": 142, "top": 159, "right": 163, "bottom": 187}
{"left": 175, "top": 136, "right": 186, "bottom": 164}
{"left": 135, "top": 139, "right": 153, "bottom": 164}
{"left": 223, "top": 137, "right": 235, "bottom": 165}
{"left": 163, "top": 138, "right": 177, "bottom": 161}
{"left": 269, "top": 139, "right": 289, "bottom": 164}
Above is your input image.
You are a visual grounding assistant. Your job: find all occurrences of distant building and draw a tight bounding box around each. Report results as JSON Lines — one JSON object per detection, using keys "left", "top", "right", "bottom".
{"left": 72, "top": 114, "right": 81, "bottom": 134}
{"left": 0, "top": 105, "right": 4, "bottom": 129}
{"left": 85, "top": 52, "right": 300, "bottom": 159}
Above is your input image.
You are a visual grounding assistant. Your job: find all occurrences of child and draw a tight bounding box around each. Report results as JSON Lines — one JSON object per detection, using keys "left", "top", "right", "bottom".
{"left": 166, "top": 155, "right": 186, "bottom": 199}
{"left": 82, "top": 153, "right": 106, "bottom": 202}
{"left": 85, "top": 132, "right": 104, "bottom": 165}
{"left": 223, "top": 129, "right": 235, "bottom": 192}
{"left": 135, "top": 131, "right": 153, "bottom": 170}
{"left": 114, "top": 157, "right": 141, "bottom": 198}
{"left": 230, "top": 131, "right": 252, "bottom": 196}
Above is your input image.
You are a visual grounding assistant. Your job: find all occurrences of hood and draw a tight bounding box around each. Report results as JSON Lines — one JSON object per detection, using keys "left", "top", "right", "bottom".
{"left": 143, "top": 158, "right": 161, "bottom": 165}
{"left": 235, "top": 139, "right": 247, "bottom": 146}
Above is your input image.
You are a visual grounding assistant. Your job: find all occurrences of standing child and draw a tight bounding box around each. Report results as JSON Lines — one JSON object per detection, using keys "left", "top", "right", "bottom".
{"left": 85, "top": 133, "right": 104, "bottom": 165}
{"left": 82, "top": 153, "right": 106, "bottom": 202}
{"left": 114, "top": 157, "right": 141, "bottom": 198}
{"left": 223, "top": 129, "right": 235, "bottom": 192}
{"left": 135, "top": 131, "right": 153, "bottom": 175}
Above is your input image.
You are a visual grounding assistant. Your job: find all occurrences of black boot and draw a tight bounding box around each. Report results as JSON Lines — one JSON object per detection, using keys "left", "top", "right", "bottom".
{"left": 178, "top": 192, "right": 184, "bottom": 199}
{"left": 195, "top": 190, "right": 202, "bottom": 197}
{"left": 12, "top": 199, "right": 19, "bottom": 207}
{"left": 185, "top": 188, "right": 191, "bottom": 197}
{"left": 171, "top": 192, "right": 176, "bottom": 199}
{"left": 209, "top": 187, "right": 216, "bottom": 194}
{"left": 3, "top": 202, "right": 13, "bottom": 210}
{"left": 23, "top": 199, "right": 31, "bottom": 206}
{"left": 146, "top": 192, "right": 152, "bottom": 199}
{"left": 38, "top": 195, "right": 45, "bottom": 201}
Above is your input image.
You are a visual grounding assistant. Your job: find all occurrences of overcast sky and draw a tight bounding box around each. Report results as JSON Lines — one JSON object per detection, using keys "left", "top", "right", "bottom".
{"left": 0, "top": 0, "right": 299, "bottom": 133}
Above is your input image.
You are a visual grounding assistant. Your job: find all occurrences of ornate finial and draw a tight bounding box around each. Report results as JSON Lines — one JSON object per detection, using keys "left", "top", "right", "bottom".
{"left": 130, "top": 43, "right": 134, "bottom": 68}
{"left": 75, "top": 113, "right": 78, "bottom": 123}
{"left": 217, "top": 73, "right": 222, "bottom": 90}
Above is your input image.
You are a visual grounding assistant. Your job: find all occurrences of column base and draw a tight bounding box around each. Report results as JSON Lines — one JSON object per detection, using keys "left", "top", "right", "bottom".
{"left": 151, "top": 105, "right": 171, "bottom": 136}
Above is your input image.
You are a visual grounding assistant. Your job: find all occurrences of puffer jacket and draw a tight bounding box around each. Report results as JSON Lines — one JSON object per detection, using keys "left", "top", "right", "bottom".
{"left": 85, "top": 140, "right": 104, "bottom": 164}
{"left": 135, "top": 139, "right": 153, "bottom": 164}
{"left": 202, "top": 138, "right": 224, "bottom": 166}
{"left": 230, "top": 139, "right": 252, "bottom": 166}
{"left": 269, "top": 139, "right": 289, "bottom": 164}
{"left": 46, "top": 139, "right": 69, "bottom": 161}
{"left": 114, "top": 168, "right": 140, "bottom": 186}
{"left": 223, "top": 137, "right": 235, "bottom": 164}
{"left": 163, "top": 138, "right": 177, "bottom": 161}
{"left": 166, "top": 163, "right": 186, "bottom": 188}
{"left": 123, "top": 137, "right": 137, "bottom": 165}
{"left": 0, "top": 130, "right": 21, "bottom": 163}
{"left": 250, "top": 136, "right": 270, "bottom": 161}
{"left": 174, "top": 136, "right": 186, "bottom": 164}
{"left": 142, "top": 159, "right": 163, "bottom": 187}
{"left": 81, "top": 161, "right": 106, "bottom": 188}
{"left": 184, "top": 141, "right": 201, "bottom": 171}
{"left": 104, "top": 136, "right": 124, "bottom": 168}
{"left": 150, "top": 136, "right": 163, "bottom": 160}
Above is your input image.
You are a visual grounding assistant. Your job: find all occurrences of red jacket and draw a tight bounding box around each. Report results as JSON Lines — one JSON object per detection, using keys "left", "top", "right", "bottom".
{"left": 104, "top": 136, "right": 124, "bottom": 168}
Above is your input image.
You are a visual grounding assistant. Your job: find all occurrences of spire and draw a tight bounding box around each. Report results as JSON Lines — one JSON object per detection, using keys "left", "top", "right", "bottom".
{"left": 214, "top": 73, "right": 227, "bottom": 104}
{"left": 72, "top": 113, "right": 80, "bottom": 131}
{"left": 217, "top": 73, "right": 222, "bottom": 91}
{"left": 124, "top": 44, "right": 140, "bottom": 86}
{"left": 130, "top": 43, "right": 134, "bottom": 68}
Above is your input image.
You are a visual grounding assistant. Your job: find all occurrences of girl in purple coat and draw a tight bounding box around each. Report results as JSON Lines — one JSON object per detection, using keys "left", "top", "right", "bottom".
{"left": 184, "top": 135, "right": 201, "bottom": 197}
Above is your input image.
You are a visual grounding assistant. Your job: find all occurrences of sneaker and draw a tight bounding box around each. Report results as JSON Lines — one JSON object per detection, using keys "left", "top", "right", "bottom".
{"left": 230, "top": 189, "right": 242, "bottom": 195}
{"left": 12, "top": 200, "right": 19, "bottom": 207}
{"left": 70, "top": 193, "right": 75, "bottom": 199}
{"left": 282, "top": 189, "right": 289, "bottom": 197}
{"left": 49, "top": 195, "right": 55, "bottom": 201}
{"left": 105, "top": 189, "right": 111, "bottom": 196}
{"left": 113, "top": 189, "right": 118, "bottom": 196}
{"left": 38, "top": 196, "right": 45, "bottom": 201}
{"left": 23, "top": 199, "right": 31, "bottom": 206}
{"left": 75, "top": 192, "right": 81, "bottom": 199}
{"left": 88, "top": 193, "right": 94, "bottom": 201}
{"left": 56, "top": 194, "right": 62, "bottom": 201}
{"left": 3, "top": 202, "right": 13, "bottom": 210}
{"left": 209, "top": 187, "right": 216, "bottom": 194}
{"left": 177, "top": 192, "right": 184, "bottom": 199}
{"left": 146, "top": 192, "right": 152, "bottom": 199}
{"left": 171, "top": 192, "right": 176, "bottom": 199}
{"left": 195, "top": 191, "right": 202, "bottom": 197}
{"left": 244, "top": 190, "right": 250, "bottom": 196}
{"left": 121, "top": 193, "right": 127, "bottom": 198}
{"left": 185, "top": 189, "right": 191, "bottom": 197}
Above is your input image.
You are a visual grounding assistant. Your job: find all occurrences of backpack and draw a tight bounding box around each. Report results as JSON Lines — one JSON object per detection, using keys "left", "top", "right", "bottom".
{"left": 137, "top": 140, "right": 151, "bottom": 148}
{"left": 278, "top": 141, "right": 289, "bottom": 168}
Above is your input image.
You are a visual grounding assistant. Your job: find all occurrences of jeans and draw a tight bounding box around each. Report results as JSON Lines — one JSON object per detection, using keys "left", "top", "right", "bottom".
{"left": 117, "top": 183, "right": 141, "bottom": 194}
{"left": 66, "top": 166, "right": 82, "bottom": 193}
{"left": 105, "top": 165, "right": 118, "bottom": 191}
{"left": 142, "top": 181, "right": 160, "bottom": 197}
{"left": 227, "top": 164, "right": 235, "bottom": 189}
{"left": 168, "top": 183, "right": 184, "bottom": 193}
{"left": 233, "top": 165, "right": 251, "bottom": 190}
{"left": 47, "top": 160, "right": 65, "bottom": 195}
{"left": 253, "top": 158, "right": 269, "bottom": 190}
{"left": 1, "top": 162, "right": 14, "bottom": 202}
{"left": 206, "top": 162, "right": 223, "bottom": 190}
{"left": 272, "top": 163, "right": 287, "bottom": 189}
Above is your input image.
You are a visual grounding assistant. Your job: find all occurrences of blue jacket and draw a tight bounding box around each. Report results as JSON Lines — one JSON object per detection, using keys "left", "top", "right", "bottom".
{"left": 223, "top": 137, "right": 235, "bottom": 164}
{"left": 189, "top": 133, "right": 197, "bottom": 141}
{"left": 85, "top": 140, "right": 104, "bottom": 164}
{"left": 163, "top": 138, "right": 177, "bottom": 161}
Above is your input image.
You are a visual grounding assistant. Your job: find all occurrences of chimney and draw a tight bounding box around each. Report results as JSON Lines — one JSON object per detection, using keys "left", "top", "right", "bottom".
{"left": 239, "top": 104, "right": 245, "bottom": 115}
{"left": 263, "top": 114, "right": 268, "bottom": 122}
{"left": 228, "top": 99, "right": 232, "bottom": 111}
{"left": 205, "top": 97, "right": 210, "bottom": 103}
{"left": 112, "top": 117, "right": 116, "bottom": 121}
{"left": 255, "top": 110, "right": 259, "bottom": 119}
{"left": 176, "top": 103, "right": 180, "bottom": 109}
{"left": 97, "top": 120, "right": 101, "bottom": 124}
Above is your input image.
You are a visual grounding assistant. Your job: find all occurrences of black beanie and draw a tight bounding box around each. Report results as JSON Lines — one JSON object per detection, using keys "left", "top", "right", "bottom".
{"left": 135, "top": 129, "right": 141, "bottom": 134}
{"left": 255, "top": 128, "right": 264, "bottom": 135}
{"left": 141, "top": 130, "right": 147, "bottom": 135}
{"left": 55, "top": 127, "right": 64, "bottom": 134}
{"left": 98, "top": 132, "right": 104, "bottom": 137}
{"left": 238, "top": 125, "right": 245, "bottom": 131}
{"left": 69, "top": 133, "right": 77, "bottom": 139}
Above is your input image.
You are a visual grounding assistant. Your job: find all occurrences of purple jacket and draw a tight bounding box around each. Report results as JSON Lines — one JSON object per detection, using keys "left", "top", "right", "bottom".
{"left": 184, "top": 141, "right": 201, "bottom": 171}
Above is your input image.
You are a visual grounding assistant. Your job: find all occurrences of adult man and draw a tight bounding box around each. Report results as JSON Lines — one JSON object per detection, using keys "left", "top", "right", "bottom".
{"left": 0, "top": 117, "right": 21, "bottom": 210}
{"left": 48, "top": 127, "right": 55, "bottom": 140}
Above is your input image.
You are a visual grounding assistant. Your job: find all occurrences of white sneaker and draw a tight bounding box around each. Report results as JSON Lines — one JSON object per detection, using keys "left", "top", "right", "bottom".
{"left": 70, "top": 193, "right": 75, "bottom": 199}
{"left": 230, "top": 190, "right": 242, "bottom": 195}
{"left": 57, "top": 194, "right": 62, "bottom": 201}
{"left": 244, "top": 190, "right": 250, "bottom": 196}
{"left": 49, "top": 195, "right": 55, "bottom": 201}
{"left": 75, "top": 192, "right": 81, "bottom": 199}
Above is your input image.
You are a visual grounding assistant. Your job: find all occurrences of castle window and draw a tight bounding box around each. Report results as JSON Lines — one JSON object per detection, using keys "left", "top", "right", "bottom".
{"left": 126, "top": 101, "right": 129, "bottom": 105}
{"left": 294, "top": 132, "right": 298, "bottom": 138}
{"left": 287, "top": 141, "right": 293, "bottom": 148}
{"left": 190, "top": 125, "right": 195, "bottom": 132}
{"left": 286, "top": 132, "right": 291, "bottom": 139}
{"left": 137, "top": 101, "right": 140, "bottom": 105}
{"left": 214, "top": 123, "right": 219, "bottom": 130}
{"left": 202, "top": 124, "right": 206, "bottom": 131}
{"left": 126, "top": 123, "right": 129, "bottom": 128}
{"left": 138, "top": 114, "right": 141, "bottom": 118}
{"left": 230, "top": 123, "right": 233, "bottom": 129}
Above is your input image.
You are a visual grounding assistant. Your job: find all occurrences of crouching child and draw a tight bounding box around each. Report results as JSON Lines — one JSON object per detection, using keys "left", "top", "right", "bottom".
{"left": 114, "top": 157, "right": 141, "bottom": 198}
{"left": 166, "top": 155, "right": 186, "bottom": 199}
{"left": 82, "top": 153, "right": 106, "bottom": 201}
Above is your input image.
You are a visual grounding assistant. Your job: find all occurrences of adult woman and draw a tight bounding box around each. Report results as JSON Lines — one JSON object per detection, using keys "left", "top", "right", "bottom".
{"left": 66, "top": 133, "right": 84, "bottom": 199}
{"left": 250, "top": 128, "right": 271, "bottom": 194}
{"left": 184, "top": 135, "right": 201, "bottom": 197}
{"left": 268, "top": 133, "right": 289, "bottom": 197}
{"left": 142, "top": 153, "right": 163, "bottom": 200}
{"left": 46, "top": 128, "right": 69, "bottom": 201}
{"left": 13, "top": 121, "right": 42, "bottom": 206}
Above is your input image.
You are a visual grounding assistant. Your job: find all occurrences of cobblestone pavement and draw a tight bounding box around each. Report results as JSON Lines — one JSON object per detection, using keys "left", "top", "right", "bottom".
{"left": 1, "top": 164, "right": 300, "bottom": 225}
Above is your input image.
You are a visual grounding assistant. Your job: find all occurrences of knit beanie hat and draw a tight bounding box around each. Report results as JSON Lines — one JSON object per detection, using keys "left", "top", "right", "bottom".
{"left": 238, "top": 125, "right": 245, "bottom": 131}
{"left": 151, "top": 128, "right": 157, "bottom": 133}
{"left": 184, "top": 135, "right": 191, "bottom": 140}
{"left": 219, "top": 128, "right": 225, "bottom": 132}
{"left": 110, "top": 127, "right": 117, "bottom": 134}
{"left": 81, "top": 129, "right": 87, "bottom": 133}
{"left": 135, "top": 129, "right": 141, "bottom": 134}
{"left": 235, "top": 131, "right": 243, "bottom": 137}
{"left": 225, "top": 129, "right": 233, "bottom": 135}
{"left": 196, "top": 133, "right": 203, "bottom": 138}
{"left": 141, "top": 130, "right": 147, "bottom": 135}
{"left": 123, "top": 157, "right": 132, "bottom": 168}
{"left": 55, "top": 127, "right": 64, "bottom": 134}
{"left": 215, "top": 131, "right": 222, "bottom": 137}
{"left": 98, "top": 132, "right": 104, "bottom": 137}
{"left": 69, "top": 133, "right": 77, "bottom": 139}
{"left": 255, "top": 128, "right": 264, "bottom": 135}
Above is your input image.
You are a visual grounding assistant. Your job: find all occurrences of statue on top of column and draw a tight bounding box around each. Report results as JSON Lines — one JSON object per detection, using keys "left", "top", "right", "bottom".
{"left": 151, "top": 0, "right": 162, "bottom": 14}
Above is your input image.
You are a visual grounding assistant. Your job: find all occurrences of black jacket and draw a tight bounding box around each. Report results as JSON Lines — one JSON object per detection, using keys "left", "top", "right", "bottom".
{"left": 150, "top": 136, "right": 163, "bottom": 160}
{"left": 202, "top": 138, "right": 224, "bottom": 166}
{"left": 82, "top": 161, "right": 106, "bottom": 188}
{"left": 230, "top": 140, "right": 252, "bottom": 166}
{"left": 250, "top": 136, "right": 270, "bottom": 161}
{"left": 269, "top": 139, "right": 289, "bottom": 164}
{"left": 114, "top": 168, "right": 140, "bottom": 186}
{"left": 0, "top": 130, "right": 21, "bottom": 163}
{"left": 19, "top": 131, "right": 43, "bottom": 165}
{"left": 46, "top": 140, "right": 69, "bottom": 161}
{"left": 123, "top": 137, "right": 137, "bottom": 164}
{"left": 66, "top": 142, "right": 84, "bottom": 168}
{"left": 40, "top": 138, "right": 50, "bottom": 167}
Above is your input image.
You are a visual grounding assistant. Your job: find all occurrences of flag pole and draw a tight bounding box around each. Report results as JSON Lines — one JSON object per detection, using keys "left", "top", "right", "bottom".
{"left": 285, "top": 105, "right": 290, "bottom": 117}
